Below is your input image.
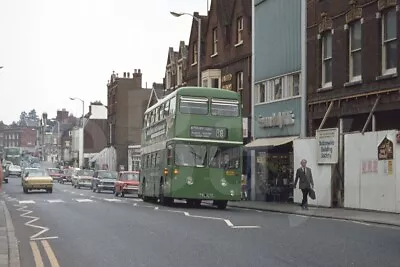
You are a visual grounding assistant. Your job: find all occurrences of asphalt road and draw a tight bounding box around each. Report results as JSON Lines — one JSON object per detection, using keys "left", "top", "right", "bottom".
{"left": 2, "top": 171, "right": 400, "bottom": 266}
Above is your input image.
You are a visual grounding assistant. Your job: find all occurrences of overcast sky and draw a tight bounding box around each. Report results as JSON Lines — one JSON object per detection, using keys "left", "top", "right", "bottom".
{"left": 0, "top": 0, "right": 208, "bottom": 124}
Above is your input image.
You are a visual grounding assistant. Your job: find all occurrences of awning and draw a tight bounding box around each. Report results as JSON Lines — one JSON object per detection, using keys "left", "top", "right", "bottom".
{"left": 244, "top": 136, "right": 298, "bottom": 150}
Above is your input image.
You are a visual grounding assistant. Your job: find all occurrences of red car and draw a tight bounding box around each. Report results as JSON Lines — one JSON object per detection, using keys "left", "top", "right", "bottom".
{"left": 114, "top": 171, "right": 140, "bottom": 197}
{"left": 47, "top": 168, "right": 62, "bottom": 181}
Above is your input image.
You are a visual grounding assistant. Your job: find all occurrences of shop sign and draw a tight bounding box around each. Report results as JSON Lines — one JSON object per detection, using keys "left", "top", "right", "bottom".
{"left": 316, "top": 128, "right": 338, "bottom": 164}
{"left": 221, "top": 73, "right": 232, "bottom": 90}
{"left": 377, "top": 136, "right": 393, "bottom": 160}
{"left": 257, "top": 111, "right": 295, "bottom": 128}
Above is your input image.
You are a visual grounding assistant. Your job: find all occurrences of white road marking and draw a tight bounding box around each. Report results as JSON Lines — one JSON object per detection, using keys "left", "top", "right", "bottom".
{"left": 231, "top": 226, "right": 261, "bottom": 229}
{"left": 63, "top": 190, "right": 68, "bottom": 192}
{"left": 70, "top": 191, "right": 76, "bottom": 194}
{"left": 160, "top": 209, "right": 260, "bottom": 229}
{"left": 103, "top": 198, "right": 122, "bottom": 202}
{"left": 133, "top": 203, "right": 138, "bottom": 206}
{"left": 16, "top": 205, "right": 56, "bottom": 240}
{"left": 75, "top": 199, "right": 93, "bottom": 203}
{"left": 19, "top": 200, "right": 35, "bottom": 204}
{"left": 132, "top": 199, "right": 143, "bottom": 202}
{"left": 79, "top": 194, "right": 84, "bottom": 196}
{"left": 154, "top": 207, "right": 159, "bottom": 210}
{"left": 30, "top": 236, "right": 59, "bottom": 241}
{"left": 47, "top": 199, "right": 64, "bottom": 203}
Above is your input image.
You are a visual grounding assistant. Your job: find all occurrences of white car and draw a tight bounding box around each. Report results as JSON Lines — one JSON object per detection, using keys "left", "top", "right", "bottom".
{"left": 6, "top": 165, "right": 22, "bottom": 177}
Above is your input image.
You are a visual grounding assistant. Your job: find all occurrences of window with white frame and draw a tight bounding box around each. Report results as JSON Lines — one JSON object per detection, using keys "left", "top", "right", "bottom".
{"left": 256, "top": 73, "right": 301, "bottom": 104}
{"left": 258, "top": 82, "right": 266, "bottom": 103}
{"left": 193, "top": 42, "right": 198, "bottom": 64}
{"left": 202, "top": 78, "right": 208, "bottom": 87}
{"left": 382, "top": 7, "right": 397, "bottom": 74}
{"left": 321, "top": 31, "right": 332, "bottom": 86}
{"left": 236, "top": 17, "right": 244, "bottom": 44}
{"left": 211, "top": 78, "right": 219, "bottom": 88}
{"left": 212, "top": 28, "right": 218, "bottom": 55}
{"left": 236, "top": 71, "right": 243, "bottom": 91}
{"left": 177, "top": 64, "right": 182, "bottom": 85}
{"left": 349, "top": 20, "right": 362, "bottom": 81}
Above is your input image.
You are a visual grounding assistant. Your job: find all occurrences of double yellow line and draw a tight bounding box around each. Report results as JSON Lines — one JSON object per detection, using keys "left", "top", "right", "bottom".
{"left": 30, "top": 240, "right": 60, "bottom": 267}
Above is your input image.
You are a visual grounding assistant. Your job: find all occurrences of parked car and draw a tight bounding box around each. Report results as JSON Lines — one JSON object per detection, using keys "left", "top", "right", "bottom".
{"left": 6, "top": 165, "right": 22, "bottom": 177}
{"left": 47, "top": 168, "right": 62, "bottom": 182}
{"left": 22, "top": 169, "right": 53, "bottom": 193}
{"left": 91, "top": 170, "right": 118, "bottom": 193}
{"left": 115, "top": 171, "right": 140, "bottom": 197}
{"left": 74, "top": 169, "right": 95, "bottom": 189}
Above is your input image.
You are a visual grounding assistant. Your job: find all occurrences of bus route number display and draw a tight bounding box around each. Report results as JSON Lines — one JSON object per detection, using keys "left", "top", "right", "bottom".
{"left": 190, "top": 126, "right": 227, "bottom": 139}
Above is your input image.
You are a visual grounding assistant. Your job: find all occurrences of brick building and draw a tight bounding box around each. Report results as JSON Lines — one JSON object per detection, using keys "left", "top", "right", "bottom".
{"left": 164, "top": 41, "right": 188, "bottom": 92}
{"left": 107, "top": 70, "right": 163, "bottom": 170}
{"left": 307, "top": 0, "right": 400, "bottom": 134}
{"left": 184, "top": 0, "right": 252, "bottom": 138}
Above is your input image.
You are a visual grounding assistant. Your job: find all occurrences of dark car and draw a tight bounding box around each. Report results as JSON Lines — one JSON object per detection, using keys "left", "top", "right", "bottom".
{"left": 91, "top": 170, "right": 118, "bottom": 193}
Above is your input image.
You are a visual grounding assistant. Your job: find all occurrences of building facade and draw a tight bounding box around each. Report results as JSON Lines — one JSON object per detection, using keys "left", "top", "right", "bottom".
{"left": 164, "top": 41, "right": 188, "bottom": 92}
{"left": 307, "top": 0, "right": 400, "bottom": 206}
{"left": 247, "top": 0, "right": 304, "bottom": 202}
{"left": 107, "top": 70, "right": 163, "bottom": 170}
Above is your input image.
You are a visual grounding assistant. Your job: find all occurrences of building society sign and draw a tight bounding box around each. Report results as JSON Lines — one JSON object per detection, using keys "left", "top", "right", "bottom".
{"left": 316, "top": 128, "right": 339, "bottom": 164}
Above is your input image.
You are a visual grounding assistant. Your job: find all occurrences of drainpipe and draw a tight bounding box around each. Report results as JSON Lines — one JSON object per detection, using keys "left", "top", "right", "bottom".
{"left": 300, "top": 0, "right": 307, "bottom": 137}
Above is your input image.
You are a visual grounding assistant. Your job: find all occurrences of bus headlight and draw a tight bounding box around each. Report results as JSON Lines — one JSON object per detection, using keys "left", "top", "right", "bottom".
{"left": 230, "top": 190, "right": 235, "bottom": 196}
{"left": 221, "top": 178, "right": 227, "bottom": 187}
{"left": 186, "top": 176, "right": 194, "bottom": 185}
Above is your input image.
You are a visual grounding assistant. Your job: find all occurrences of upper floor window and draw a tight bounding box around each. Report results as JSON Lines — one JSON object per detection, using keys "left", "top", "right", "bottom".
{"left": 177, "top": 64, "right": 183, "bottom": 85}
{"left": 321, "top": 31, "right": 332, "bottom": 87}
{"left": 236, "top": 71, "right": 243, "bottom": 91}
{"left": 382, "top": 7, "right": 397, "bottom": 74}
{"left": 255, "top": 73, "right": 301, "bottom": 104}
{"left": 193, "top": 42, "right": 198, "bottom": 65}
{"left": 349, "top": 20, "right": 362, "bottom": 81}
{"left": 236, "top": 17, "right": 244, "bottom": 44}
{"left": 212, "top": 28, "right": 218, "bottom": 55}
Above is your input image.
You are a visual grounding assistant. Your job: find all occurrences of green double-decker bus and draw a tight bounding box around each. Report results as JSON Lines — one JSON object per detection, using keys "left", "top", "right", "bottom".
{"left": 139, "top": 87, "right": 243, "bottom": 209}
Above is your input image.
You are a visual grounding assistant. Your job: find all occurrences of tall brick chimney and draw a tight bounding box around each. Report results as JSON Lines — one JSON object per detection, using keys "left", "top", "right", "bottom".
{"left": 132, "top": 69, "right": 142, "bottom": 89}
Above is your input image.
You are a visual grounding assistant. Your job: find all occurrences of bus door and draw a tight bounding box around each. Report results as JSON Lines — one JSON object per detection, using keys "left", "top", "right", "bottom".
{"left": 164, "top": 143, "right": 174, "bottom": 188}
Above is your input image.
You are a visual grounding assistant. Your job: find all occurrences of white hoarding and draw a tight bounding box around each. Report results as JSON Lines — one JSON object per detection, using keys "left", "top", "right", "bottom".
{"left": 316, "top": 128, "right": 339, "bottom": 164}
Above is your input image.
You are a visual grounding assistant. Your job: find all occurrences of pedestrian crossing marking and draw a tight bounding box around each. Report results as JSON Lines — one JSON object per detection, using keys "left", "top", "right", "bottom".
{"left": 75, "top": 199, "right": 93, "bottom": 203}
{"left": 103, "top": 198, "right": 122, "bottom": 202}
{"left": 47, "top": 199, "right": 64, "bottom": 203}
{"left": 19, "top": 200, "right": 35, "bottom": 204}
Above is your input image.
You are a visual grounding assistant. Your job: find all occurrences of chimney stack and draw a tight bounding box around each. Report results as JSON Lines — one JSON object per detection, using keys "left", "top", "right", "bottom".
{"left": 132, "top": 68, "right": 142, "bottom": 89}
{"left": 138, "top": 69, "right": 141, "bottom": 73}
{"left": 134, "top": 69, "right": 137, "bottom": 73}
{"left": 127, "top": 72, "right": 130, "bottom": 78}
{"left": 123, "top": 72, "right": 126, "bottom": 78}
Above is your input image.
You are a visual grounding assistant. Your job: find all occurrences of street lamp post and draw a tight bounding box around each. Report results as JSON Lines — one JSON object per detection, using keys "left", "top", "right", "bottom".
{"left": 70, "top": 97, "right": 85, "bottom": 168}
{"left": 170, "top": 11, "right": 201, "bottom": 87}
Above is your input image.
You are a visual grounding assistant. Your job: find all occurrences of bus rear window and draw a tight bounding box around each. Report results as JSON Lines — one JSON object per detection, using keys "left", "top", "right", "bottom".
{"left": 179, "top": 96, "right": 208, "bottom": 115}
{"left": 211, "top": 99, "right": 239, "bottom": 117}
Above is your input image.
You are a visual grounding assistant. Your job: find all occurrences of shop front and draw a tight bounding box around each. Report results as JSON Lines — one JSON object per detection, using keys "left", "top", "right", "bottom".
{"left": 246, "top": 98, "right": 301, "bottom": 202}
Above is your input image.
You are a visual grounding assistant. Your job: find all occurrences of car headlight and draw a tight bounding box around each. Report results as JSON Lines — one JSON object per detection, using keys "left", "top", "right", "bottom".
{"left": 186, "top": 176, "right": 193, "bottom": 185}
{"left": 230, "top": 190, "right": 235, "bottom": 196}
{"left": 221, "top": 178, "right": 227, "bottom": 187}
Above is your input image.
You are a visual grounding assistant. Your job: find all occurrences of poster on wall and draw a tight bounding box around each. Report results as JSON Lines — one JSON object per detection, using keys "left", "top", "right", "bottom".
{"left": 316, "top": 128, "right": 339, "bottom": 164}
{"left": 377, "top": 136, "right": 393, "bottom": 160}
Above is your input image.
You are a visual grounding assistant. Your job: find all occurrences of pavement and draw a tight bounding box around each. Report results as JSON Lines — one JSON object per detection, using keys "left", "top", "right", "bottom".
{"left": 0, "top": 199, "right": 20, "bottom": 267}
{"left": 1, "top": 169, "right": 400, "bottom": 266}
{"left": 228, "top": 201, "right": 400, "bottom": 227}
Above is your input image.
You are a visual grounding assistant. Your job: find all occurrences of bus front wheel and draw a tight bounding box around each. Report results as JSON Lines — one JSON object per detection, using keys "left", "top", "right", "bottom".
{"left": 214, "top": 200, "right": 228, "bottom": 210}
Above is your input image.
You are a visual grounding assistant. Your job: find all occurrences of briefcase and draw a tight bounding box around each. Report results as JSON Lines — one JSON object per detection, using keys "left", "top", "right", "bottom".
{"left": 309, "top": 188, "right": 316, "bottom": 200}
